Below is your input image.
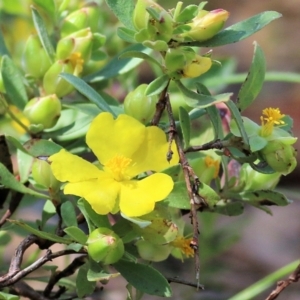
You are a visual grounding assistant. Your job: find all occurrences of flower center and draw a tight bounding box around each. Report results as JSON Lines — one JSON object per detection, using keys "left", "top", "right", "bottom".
{"left": 260, "top": 107, "right": 285, "bottom": 137}
{"left": 104, "top": 154, "right": 132, "bottom": 181}
{"left": 170, "top": 236, "right": 194, "bottom": 258}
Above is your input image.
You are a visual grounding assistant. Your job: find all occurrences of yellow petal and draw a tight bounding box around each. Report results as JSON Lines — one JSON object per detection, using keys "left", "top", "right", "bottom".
{"left": 49, "top": 149, "right": 101, "bottom": 182}
{"left": 86, "top": 112, "right": 146, "bottom": 164}
{"left": 128, "top": 126, "right": 179, "bottom": 176}
{"left": 119, "top": 173, "right": 174, "bottom": 217}
{"left": 64, "top": 176, "right": 121, "bottom": 215}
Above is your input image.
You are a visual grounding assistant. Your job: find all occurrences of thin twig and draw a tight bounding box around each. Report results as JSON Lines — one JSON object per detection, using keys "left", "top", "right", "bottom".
{"left": 151, "top": 80, "right": 171, "bottom": 126}
{"left": 265, "top": 262, "right": 300, "bottom": 300}
{"left": 9, "top": 280, "right": 50, "bottom": 300}
{"left": 184, "top": 139, "right": 230, "bottom": 153}
{"left": 165, "top": 94, "right": 206, "bottom": 288}
{"left": 167, "top": 276, "right": 205, "bottom": 289}
{"left": 43, "top": 255, "right": 86, "bottom": 297}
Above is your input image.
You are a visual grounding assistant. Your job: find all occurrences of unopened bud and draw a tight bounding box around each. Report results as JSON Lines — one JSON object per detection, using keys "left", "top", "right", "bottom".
{"left": 87, "top": 228, "right": 124, "bottom": 265}
{"left": 182, "top": 55, "right": 212, "bottom": 78}
{"left": 23, "top": 94, "right": 61, "bottom": 129}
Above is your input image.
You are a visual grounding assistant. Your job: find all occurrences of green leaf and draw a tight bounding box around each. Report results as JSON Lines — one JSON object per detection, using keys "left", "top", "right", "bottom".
{"left": 161, "top": 164, "right": 182, "bottom": 182}
{"left": 226, "top": 100, "right": 249, "bottom": 145}
{"left": 228, "top": 260, "right": 300, "bottom": 300}
{"left": 0, "top": 162, "right": 49, "bottom": 199}
{"left": 32, "top": 0, "right": 55, "bottom": 19}
{"left": 206, "top": 105, "right": 224, "bottom": 139}
{"left": 179, "top": 107, "right": 191, "bottom": 148}
{"left": 41, "top": 200, "right": 56, "bottom": 228}
{"left": 165, "top": 181, "right": 190, "bottom": 209}
{"left": 119, "top": 50, "right": 161, "bottom": 69}
{"left": 105, "top": 0, "right": 135, "bottom": 30}
{"left": 31, "top": 6, "right": 55, "bottom": 62}
{"left": 176, "top": 80, "right": 232, "bottom": 108}
{"left": 117, "top": 27, "right": 137, "bottom": 43}
{"left": 192, "top": 11, "right": 282, "bottom": 47}
{"left": 1, "top": 55, "right": 28, "bottom": 110}
{"left": 8, "top": 219, "right": 73, "bottom": 244}
{"left": 23, "top": 139, "right": 63, "bottom": 157}
{"left": 17, "top": 149, "right": 33, "bottom": 183}
{"left": 0, "top": 31, "right": 10, "bottom": 56}
{"left": 64, "top": 226, "right": 87, "bottom": 245}
{"left": 77, "top": 199, "right": 111, "bottom": 233}
{"left": 237, "top": 42, "right": 266, "bottom": 111}
{"left": 76, "top": 263, "right": 96, "bottom": 298}
{"left": 175, "top": 5, "right": 198, "bottom": 22}
{"left": 205, "top": 200, "right": 244, "bottom": 216}
{"left": 60, "top": 73, "right": 116, "bottom": 116}
{"left": 113, "top": 260, "right": 172, "bottom": 297}
{"left": 61, "top": 201, "right": 78, "bottom": 227}
{"left": 87, "top": 261, "right": 120, "bottom": 281}
{"left": 0, "top": 291, "right": 19, "bottom": 300}
{"left": 145, "top": 74, "right": 169, "bottom": 97}
{"left": 84, "top": 44, "right": 152, "bottom": 83}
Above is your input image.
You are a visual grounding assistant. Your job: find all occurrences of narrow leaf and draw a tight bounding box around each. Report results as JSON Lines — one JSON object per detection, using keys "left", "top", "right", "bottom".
{"left": 176, "top": 80, "right": 232, "bottom": 108}
{"left": 84, "top": 44, "right": 152, "bottom": 83}
{"left": 61, "top": 201, "right": 78, "bottom": 227}
{"left": 191, "top": 11, "right": 282, "bottom": 47}
{"left": 8, "top": 219, "right": 73, "bottom": 244}
{"left": 119, "top": 51, "right": 161, "bottom": 68}
{"left": 114, "top": 260, "right": 172, "bottom": 297}
{"left": 145, "top": 74, "right": 169, "bottom": 97}
{"left": 117, "top": 27, "right": 137, "bottom": 43}
{"left": 1, "top": 55, "right": 28, "bottom": 109}
{"left": 0, "top": 31, "right": 10, "bottom": 56}
{"left": 31, "top": 6, "right": 55, "bottom": 62}
{"left": 237, "top": 42, "right": 266, "bottom": 111}
{"left": 64, "top": 226, "right": 87, "bottom": 245}
{"left": 179, "top": 107, "right": 191, "bottom": 148}
{"left": 60, "top": 73, "right": 116, "bottom": 116}
{"left": 0, "top": 162, "right": 49, "bottom": 199}
{"left": 105, "top": 0, "right": 135, "bottom": 30}
{"left": 76, "top": 263, "right": 97, "bottom": 298}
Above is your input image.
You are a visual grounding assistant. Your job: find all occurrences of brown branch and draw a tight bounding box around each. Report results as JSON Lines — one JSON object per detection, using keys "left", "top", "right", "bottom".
{"left": 165, "top": 94, "right": 206, "bottom": 288}
{"left": 265, "top": 262, "right": 300, "bottom": 300}
{"left": 167, "top": 276, "right": 205, "bottom": 289}
{"left": 0, "top": 248, "right": 86, "bottom": 288}
{"left": 43, "top": 255, "right": 86, "bottom": 297}
{"left": 151, "top": 80, "right": 171, "bottom": 126}
{"left": 184, "top": 139, "right": 229, "bottom": 153}
{"left": 9, "top": 280, "right": 50, "bottom": 300}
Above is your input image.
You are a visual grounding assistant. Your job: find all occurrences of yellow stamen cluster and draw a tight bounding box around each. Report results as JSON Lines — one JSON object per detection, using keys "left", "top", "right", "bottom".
{"left": 260, "top": 107, "right": 285, "bottom": 137}
{"left": 204, "top": 156, "right": 220, "bottom": 178}
{"left": 170, "top": 235, "right": 194, "bottom": 258}
{"left": 68, "top": 52, "right": 84, "bottom": 74}
{"left": 104, "top": 154, "right": 132, "bottom": 181}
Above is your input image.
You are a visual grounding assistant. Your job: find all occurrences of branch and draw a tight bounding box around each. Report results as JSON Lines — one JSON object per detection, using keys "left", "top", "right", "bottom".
{"left": 165, "top": 94, "right": 206, "bottom": 288}
{"left": 265, "top": 262, "right": 300, "bottom": 300}
{"left": 184, "top": 139, "right": 229, "bottom": 153}
{"left": 43, "top": 255, "right": 86, "bottom": 297}
{"left": 9, "top": 280, "right": 50, "bottom": 300}
{"left": 167, "top": 276, "right": 205, "bottom": 289}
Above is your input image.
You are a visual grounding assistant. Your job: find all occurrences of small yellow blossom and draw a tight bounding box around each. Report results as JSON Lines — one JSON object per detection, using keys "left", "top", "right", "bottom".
{"left": 68, "top": 52, "right": 84, "bottom": 74}
{"left": 49, "top": 112, "right": 179, "bottom": 217}
{"left": 170, "top": 235, "right": 194, "bottom": 258}
{"left": 204, "top": 155, "right": 220, "bottom": 178}
{"left": 260, "top": 107, "right": 285, "bottom": 137}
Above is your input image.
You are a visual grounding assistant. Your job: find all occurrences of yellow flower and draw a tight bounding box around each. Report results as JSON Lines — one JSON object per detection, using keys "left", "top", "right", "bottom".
{"left": 170, "top": 235, "right": 194, "bottom": 258}
{"left": 260, "top": 107, "right": 285, "bottom": 137}
{"left": 204, "top": 155, "right": 220, "bottom": 178}
{"left": 49, "top": 112, "right": 179, "bottom": 217}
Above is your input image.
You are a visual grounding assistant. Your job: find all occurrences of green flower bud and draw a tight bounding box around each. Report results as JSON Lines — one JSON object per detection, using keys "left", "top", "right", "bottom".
{"left": 31, "top": 158, "right": 60, "bottom": 190}
{"left": 22, "top": 34, "right": 51, "bottom": 79}
{"left": 182, "top": 9, "right": 229, "bottom": 42}
{"left": 87, "top": 228, "right": 124, "bottom": 265}
{"left": 124, "top": 84, "right": 157, "bottom": 124}
{"left": 23, "top": 94, "right": 61, "bottom": 129}
{"left": 136, "top": 240, "right": 171, "bottom": 262}
{"left": 260, "top": 140, "right": 297, "bottom": 175}
{"left": 56, "top": 28, "right": 93, "bottom": 62}
{"left": 182, "top": 55, "right": 212, "bottom": 78}
{"left": 61, "top": 5, "right": 100, "bottom": 37}
{"left": 43, "top": 57, "right": 82, "bottom": 97}
{"left": 133, "top": 0, "right": 149, "bottom": 30}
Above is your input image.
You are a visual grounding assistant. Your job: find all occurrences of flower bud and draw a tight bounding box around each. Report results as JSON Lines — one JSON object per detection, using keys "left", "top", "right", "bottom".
{"left": 43, "top": 56, "right": 83, "bottom": 97}
{"left": 182, "top": 55, "right": 212, "bottom": 78}
{"left": 182, "top": 9, "right": 229, "bottom": 42}
{"left": 124, "top": 84, "right": 157, "bottom": 124}
{"left": 22, "top": 34, "right": 51, "bottom": 79}
{"left": 23, "top": 94, "right": 61, "bottom": 129}
{"left": 31, "top": 158, "right": 60, "bottom": 190}
{"left": 133, "top": 0, "right": 149, "bottom": 30}
{"left": 87, "top": 228, "right": 124, "bottom": 265}
{"left": 136, "top": 240, "right": 171, "bottom": 262}
{"left": 260, "top": 140, "right": 297, "bottom": 175}
{"left": 61, "top": 5, "right": 100, "bottom": 37}
{"left": 56, "top": 28, "right": 93, "bottom": 62}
